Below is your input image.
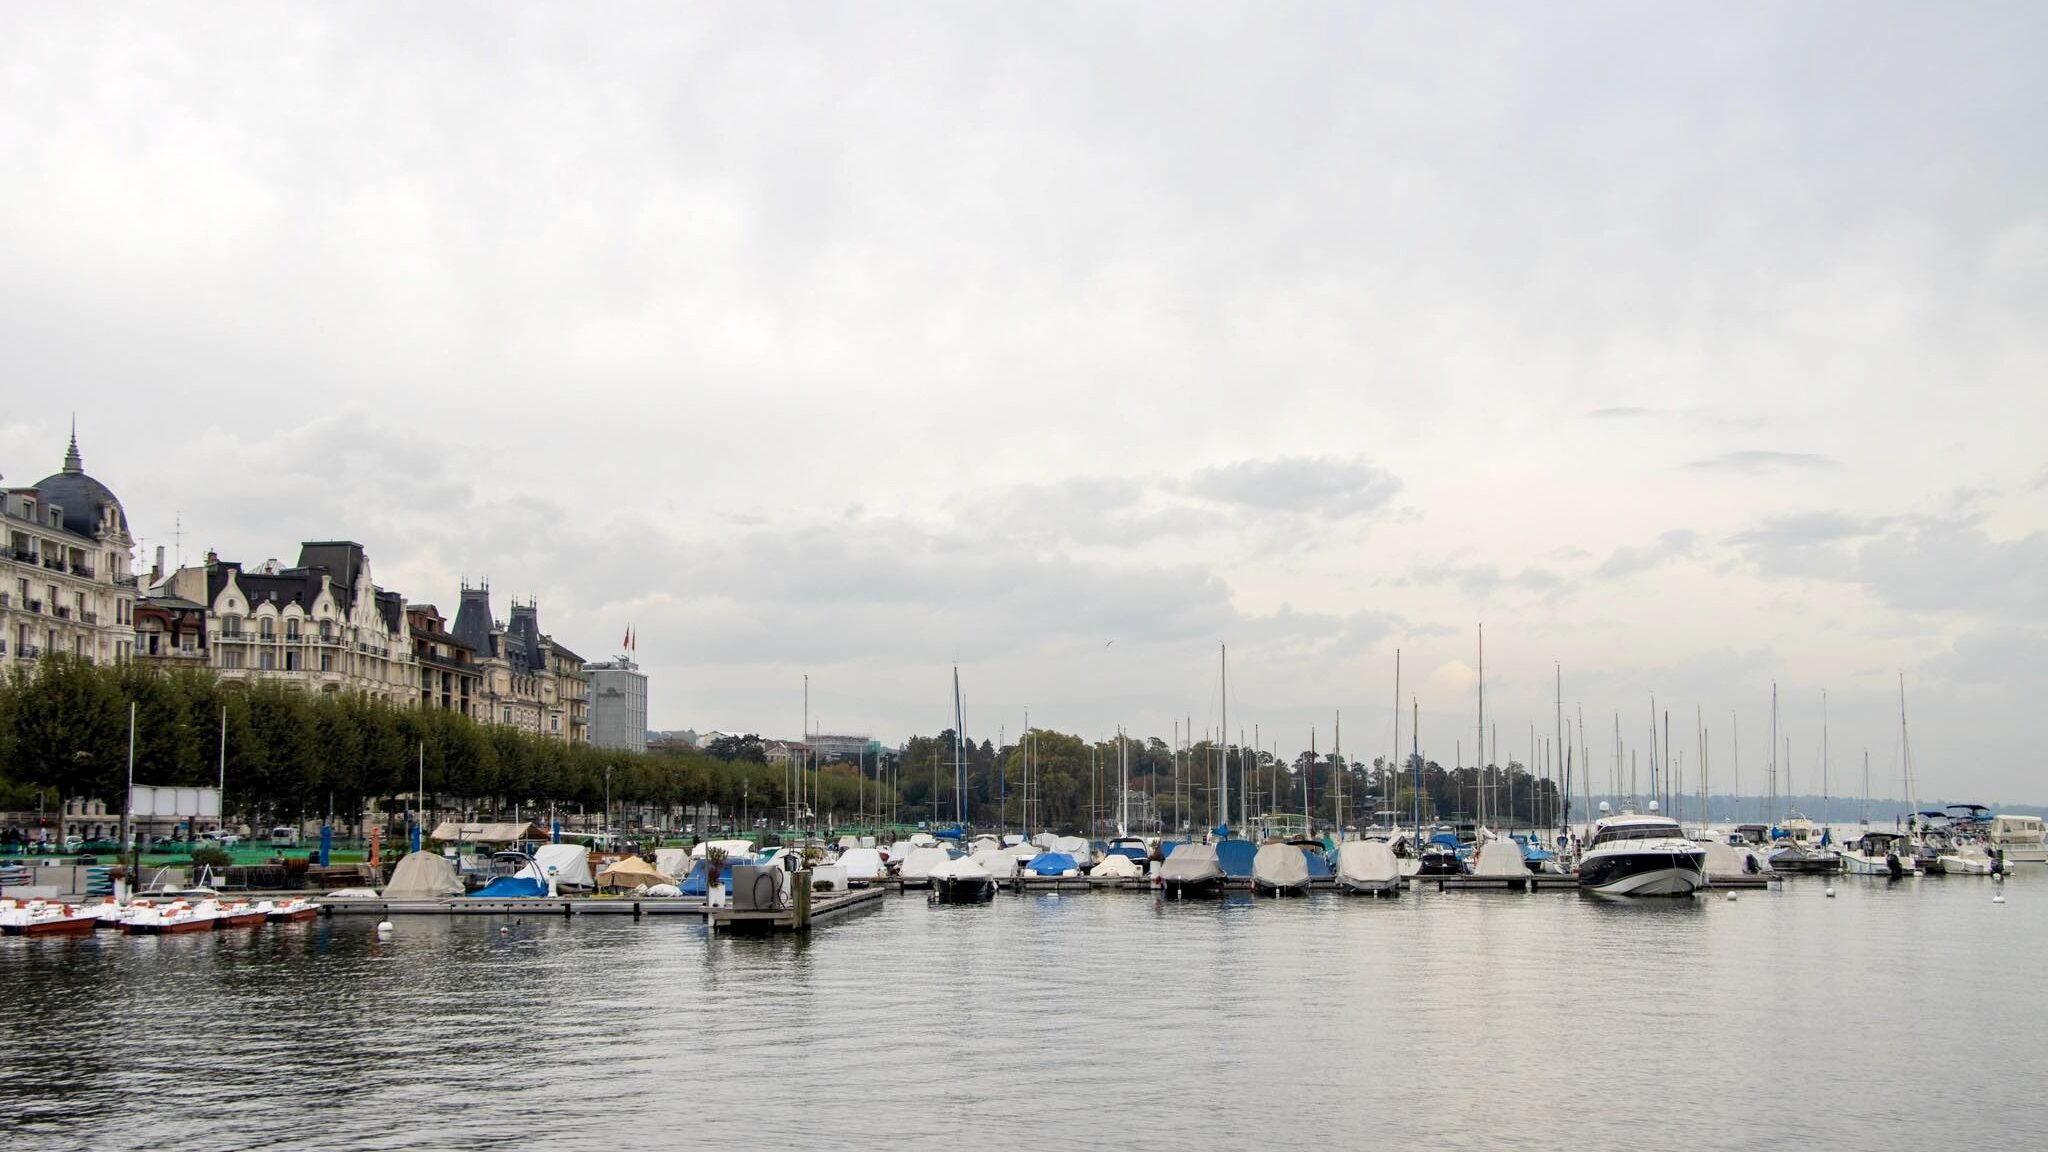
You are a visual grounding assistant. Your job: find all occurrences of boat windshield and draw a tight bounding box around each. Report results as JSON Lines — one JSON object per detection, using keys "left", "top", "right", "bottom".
{"left": 1591, "top": 824, "right": 1686, "bottom": 847}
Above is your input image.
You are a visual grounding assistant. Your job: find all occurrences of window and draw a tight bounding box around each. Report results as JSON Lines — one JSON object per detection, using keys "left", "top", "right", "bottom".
{"left": 285, "top": 618, "right": 299, "bottom": 640}
{"left": 221, "top": 616, "right": 242, "bottom": 638}
{"left": 503, "top": 707, "right": 513, "bottom": 724}
{"left": 259, "top": 617, "right": 274, "bottom": 639}
{"left": 551, "top": 715, "right": 560, "bottom": 733}
{"left": 223, "top": 648, "right": 243, "bottom": 670}
{"left": 285, "top": 651, "right": 299, "bottom": 671}
{"left": 259, "top": 650, "right": 275, "bottom": 671}
{"left": 319, "top": 653, "right": 332, "bottom": 672}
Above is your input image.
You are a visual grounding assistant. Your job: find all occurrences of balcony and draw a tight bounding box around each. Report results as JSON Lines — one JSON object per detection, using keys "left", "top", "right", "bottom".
{"left": 70, "top": 563, "right": 94, "bottom": 578}
{"left": 113, "top": 573, "right": 138, "bottom": 588}
{"left": 26, "top": 599, "right": 42, "bottom": 614}
{"left": 19, "top": 644, "right": 40, "bottom": 659}
{"left": 41, "top": 555, "right": 64, "bottom": 571}
{"left": 82, "top": 611, "right": 99, "bottom": 625}
{"left": 11, "top": 548, "right": 34, "bottom": 563}
{"left": 54, "top": 605, "right": 72, "bottom": 620}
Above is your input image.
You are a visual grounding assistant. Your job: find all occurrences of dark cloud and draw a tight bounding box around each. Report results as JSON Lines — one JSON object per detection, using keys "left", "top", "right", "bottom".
{"left": 1686, "top": 451, "right": 1842, "bottom": 473}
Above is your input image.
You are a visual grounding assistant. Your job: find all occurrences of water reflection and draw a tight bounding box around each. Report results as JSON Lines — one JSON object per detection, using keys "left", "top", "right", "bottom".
{"left": 0, "top": 874, "right": 2040, "bottom": 1150}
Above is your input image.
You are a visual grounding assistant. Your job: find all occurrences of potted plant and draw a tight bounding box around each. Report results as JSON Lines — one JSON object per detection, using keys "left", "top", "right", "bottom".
{"left": 703, "top": 846, "right": 728, "bottom": 907}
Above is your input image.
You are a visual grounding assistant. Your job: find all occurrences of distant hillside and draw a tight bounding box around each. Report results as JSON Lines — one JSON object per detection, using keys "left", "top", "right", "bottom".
{"left": 1583, "top": 794, "right": 2046, "bottom": 823}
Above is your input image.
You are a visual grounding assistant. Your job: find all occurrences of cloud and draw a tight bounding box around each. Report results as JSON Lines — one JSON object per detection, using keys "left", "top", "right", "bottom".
{"left": 1686, "top": 451, "right": 1842, "bottom": 473}
{"left": 1585, "top": 406, "right": 1658, "bottom": 419}
{"left": 1594, "top": 529, "right": 1697, "bottom": 581}
{"left": 1408, "top": 563, "right": 1575, "bottom": 603}
{"left": 1184, "top": 456, "right": 1400, "bottom": 520}
{"left": 1733, "top": 511, "right": 2048, "bottom": 622}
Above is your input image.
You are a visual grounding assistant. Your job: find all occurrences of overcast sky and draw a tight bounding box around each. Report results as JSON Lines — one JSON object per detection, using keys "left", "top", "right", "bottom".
{"left": 4, "top": 3, "right": 2043, "bottom": 800}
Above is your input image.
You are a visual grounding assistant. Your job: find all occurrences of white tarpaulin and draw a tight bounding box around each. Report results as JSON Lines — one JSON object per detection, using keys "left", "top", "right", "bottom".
{"left": 1160, "top": 842, "right": 1222, "bottom": 883}
{"left": 1470, "top": 838, "right": 1528, "bottom": 877}
{"left": 431, "top": 821, "right": 543, "bottom": 845}
{"left": 836, "top": 848, "right": 886, "bottom": 882}
{"left": 1337, "top": 840, "right": 1401, "bottom": 887}
{"left": 653, "top": 848, "right": 692, "bottom": 879}
{"left": 1090, "top": 853, "right": 1141, "bottom": 878}
{"left": 1252, "top": 843, "right": 1310, "bottom": 889}
{"left": 517, "top": 843, "right": 595, "bottom": 890}
{"left": 899, "top": 846, "right": 953, "bottom": 880}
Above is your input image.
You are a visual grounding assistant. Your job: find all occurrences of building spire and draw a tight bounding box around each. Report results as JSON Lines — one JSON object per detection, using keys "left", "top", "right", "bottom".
{"left": 63, "top": 415, "right": 82, "bottom": 473}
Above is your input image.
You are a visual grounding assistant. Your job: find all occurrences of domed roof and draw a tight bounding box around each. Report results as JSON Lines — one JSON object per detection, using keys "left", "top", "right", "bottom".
{"left": 33, "top": 426, "right": 128, "bottom": 539}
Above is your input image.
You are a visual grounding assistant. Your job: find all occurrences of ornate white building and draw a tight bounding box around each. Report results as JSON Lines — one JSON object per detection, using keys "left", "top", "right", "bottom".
{"left": 1, "top": 428, "right": 139, "bottom": 668}
{"left": 154, "top": 540, "right": 416, "bottom": 705}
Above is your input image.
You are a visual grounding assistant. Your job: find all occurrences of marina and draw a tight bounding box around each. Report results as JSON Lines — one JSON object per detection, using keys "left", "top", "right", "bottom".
{"left": 3, "top": 865, "right": 2039, "bottom": 1151}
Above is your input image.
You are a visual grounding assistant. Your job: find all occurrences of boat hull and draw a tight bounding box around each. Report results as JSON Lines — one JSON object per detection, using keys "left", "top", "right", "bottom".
{"left": 933, "top": 878, "right": 994, "bottom": 905}
{"left": 3, "top": 916, "right": 99, "bottom": 936}
{"left": 1336, "top": 877, "right": 1402, "bottom": 896}
{"left": 217, "top": 911, "right": 267, "bottom": 928}
{"left": 1250, "top": 880, "right": 1309, "bottom": 897}
{"left": 1578, "top": 850, "right": 1705, "bottom": 896}
{"left": 1161, "top": 877, "right": 1225, "bottom": 899}
{"left": 267, "top": 905, "right": 320, "bottom": 922}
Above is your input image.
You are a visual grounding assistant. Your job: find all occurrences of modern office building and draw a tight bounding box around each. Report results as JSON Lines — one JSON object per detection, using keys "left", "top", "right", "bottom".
{"left": 585, "top": 656, "right": 648, "bottom": 753}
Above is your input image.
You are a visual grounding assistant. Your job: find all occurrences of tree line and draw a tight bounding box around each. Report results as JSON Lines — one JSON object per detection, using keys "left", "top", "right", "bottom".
{"left": 0, "top": 656, "right": 894, "bottom": 833}
{"left": 0, "top": 656, "right": 1571, "bottom": 836}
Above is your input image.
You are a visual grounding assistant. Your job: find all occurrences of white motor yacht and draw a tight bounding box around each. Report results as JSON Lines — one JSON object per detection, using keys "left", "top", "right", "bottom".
{"left": 1576, "top": 805, "right": 1705, "bottom": 896}
{"left": 1839, "top": 831, "right": 1918, "bottom": 876}
{"left": 1986, "top": 814, "right": 2046, "bottom": 864}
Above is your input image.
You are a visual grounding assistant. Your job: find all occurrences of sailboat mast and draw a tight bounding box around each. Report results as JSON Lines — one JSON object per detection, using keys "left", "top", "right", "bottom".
{"left": 1220, "top": 643, "right": 1229, "bottom": 836}
{"left": 1555, "top": 664, "right": 1566, "bottom": 840}
{"left": 1821, "top": 690, "right": 1830, "bottom": 834}
{"left": 952, "top": 665, "right": 964, "bottom": 830}
{"left": 1411, "top": 698, "right": 1421, "bottom": 833}
{"left": 1476, "top": 624, "right": 1485, "bottom": 829}
{"left": 1392, "top": 648, "right": 1402, "bottom": 832}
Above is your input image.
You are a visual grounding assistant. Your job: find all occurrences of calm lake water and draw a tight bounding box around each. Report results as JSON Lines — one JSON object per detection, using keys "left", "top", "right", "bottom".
{"left": 3, "top": 872, "right": 2041, "bottom": 1150}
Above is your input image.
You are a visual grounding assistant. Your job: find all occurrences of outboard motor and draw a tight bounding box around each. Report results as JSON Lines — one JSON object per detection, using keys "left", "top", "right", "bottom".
{"left": 1885, "top": 853, "right": 1903, "bottom": 880}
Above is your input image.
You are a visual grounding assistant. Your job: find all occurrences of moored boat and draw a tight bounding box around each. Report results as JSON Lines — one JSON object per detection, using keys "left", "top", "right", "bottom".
{"left": 215, "top": 901, "right": 270, "bottom": 928}
{"left": 1577, "top": 806, "right": 1705, "bottom": 897}
{"left": 123, "top": 899, "right": 223, "bottom": 934}
{"left": 0, "top": 899, "right": 100, "bottom": 936}
{"left": 1840, "top": 831, "right": 1916, "bottom": 877}
{"left": 266, "top": 896, "right": 320, "bottom": 922}
{"left": 929, "top": 856, "right": 995, "bottom": 904}
{"left": 1159, "top": 841, "right": 1225, "bottom": 898}
{"left": 1986, "top": 814, "right": 2046, "bottom": 865}
{"left": 1334, "top": 839, "right": 1402, "bottom": 896}
{"left": 1251, "top": 842, "right": 1310, "bottom": 896}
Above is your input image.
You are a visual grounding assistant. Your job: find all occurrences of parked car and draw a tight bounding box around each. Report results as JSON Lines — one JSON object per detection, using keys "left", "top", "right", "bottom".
{"left": 198, "top": 831, "right": 241, "bottom": 848}
{"left": 269, "top": 826, "right": 300, "bottom": 847}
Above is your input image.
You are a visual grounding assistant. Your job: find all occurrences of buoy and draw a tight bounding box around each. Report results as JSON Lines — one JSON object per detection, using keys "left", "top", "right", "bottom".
{"left": 1993, "top": 894, "right": 2006, "bottom": 904}
{"left": 499, "top": 926, "right": 510, "bottom": 935}
{"left": 1725, "top": 892, "right": 1738, "bottom": 902}
{"left": 375, "top": 920, "right": 394, "bottom": 935}
{"left": 1824, "top": 886, "right": 1835, "bottom": 898}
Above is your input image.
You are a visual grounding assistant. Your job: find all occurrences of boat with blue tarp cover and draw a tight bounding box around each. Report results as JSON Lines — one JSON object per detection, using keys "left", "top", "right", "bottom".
{"left": 1027, "top": 852, "right": 1080, "bottom": 876}
{"left": 1216, "top": 839, "right": 1256, "bottom": 881}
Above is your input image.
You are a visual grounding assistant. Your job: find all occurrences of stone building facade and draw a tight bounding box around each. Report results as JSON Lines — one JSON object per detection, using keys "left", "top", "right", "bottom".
{"left": 1, "top": 429, "right": 139, "bottom": 668}
{"left": 450, "top": 584, "right": 587, "bottom": 744}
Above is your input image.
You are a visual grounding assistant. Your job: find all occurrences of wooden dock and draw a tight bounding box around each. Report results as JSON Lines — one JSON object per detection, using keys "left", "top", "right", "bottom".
{"left": 1406, "top": 873, "right": 1581, "bottom": 892}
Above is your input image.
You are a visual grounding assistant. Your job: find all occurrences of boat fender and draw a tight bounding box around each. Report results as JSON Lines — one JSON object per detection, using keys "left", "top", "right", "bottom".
{"left": 375, "top": 920, "right": 393, "bottom": 935}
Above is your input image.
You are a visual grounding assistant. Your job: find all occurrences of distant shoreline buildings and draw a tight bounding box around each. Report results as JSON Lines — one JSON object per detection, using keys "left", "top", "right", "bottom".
{"left": 1, "top": 425, "right": 630, "bottom": 749}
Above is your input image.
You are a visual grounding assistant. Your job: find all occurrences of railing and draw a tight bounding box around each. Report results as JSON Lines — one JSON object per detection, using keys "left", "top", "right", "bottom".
{"left": 42, "top": 555, "right": 64, "bottom": 570}
{"left": 19, "top": 644, "right": 40, "bottom": 658}
{"left": 71, "top": 563, "right": 94, "bottom": 578}
{"left": 26, "top": 599, "right": 42, "bottom": 613}
{"left": 11, "top": 548, "right": 34, "bottom": 562}
{"left": 54, "top": 605, "right": 72, "bottom": 619}
{"left": 82, "top": 610, "right": 99, "bottom": 624}
{"left": 113, "top": 573, "right": 138, "bottom": 588}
